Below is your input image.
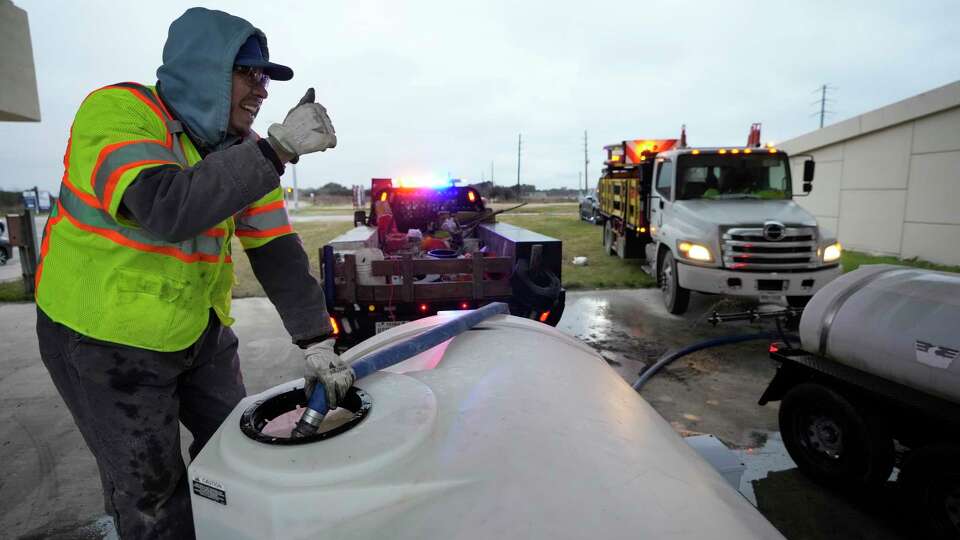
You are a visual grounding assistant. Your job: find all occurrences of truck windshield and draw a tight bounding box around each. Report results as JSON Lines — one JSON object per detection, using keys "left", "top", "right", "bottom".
{"left": 675, "top": 154, "right": 792, "bottom": 200}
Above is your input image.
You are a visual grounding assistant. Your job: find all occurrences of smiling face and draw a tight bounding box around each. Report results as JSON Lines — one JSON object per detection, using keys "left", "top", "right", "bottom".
{"left": 228, "top": 68, "right": 269, "bottom": 136}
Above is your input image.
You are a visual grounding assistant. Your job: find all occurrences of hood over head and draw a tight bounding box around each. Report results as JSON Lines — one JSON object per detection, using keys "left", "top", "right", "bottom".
{"left": 156, "top": 8, "right": 284, "bottom": 150}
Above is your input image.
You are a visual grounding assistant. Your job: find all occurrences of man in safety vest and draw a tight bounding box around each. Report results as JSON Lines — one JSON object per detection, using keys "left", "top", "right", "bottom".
{"left": 34, "top": 8, "right": 354, "bottom": 539}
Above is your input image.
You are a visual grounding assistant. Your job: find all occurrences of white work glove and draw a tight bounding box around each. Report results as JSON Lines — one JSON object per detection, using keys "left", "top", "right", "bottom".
{"left": 303, "top": 339, "right": 354, "bottom": 410}
{"left": 267, "top": 88, "right": 337, "bottom": 162}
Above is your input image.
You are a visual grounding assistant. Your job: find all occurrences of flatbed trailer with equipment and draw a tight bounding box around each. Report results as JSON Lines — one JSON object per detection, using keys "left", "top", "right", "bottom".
{"left": 321, "top": 178, "right": 565, "bottom": 350}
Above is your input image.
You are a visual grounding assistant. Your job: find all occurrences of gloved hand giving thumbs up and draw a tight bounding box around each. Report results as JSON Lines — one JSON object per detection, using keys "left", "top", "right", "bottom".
{"left": 268, "top": 88, "right": 337, "bottom": 163}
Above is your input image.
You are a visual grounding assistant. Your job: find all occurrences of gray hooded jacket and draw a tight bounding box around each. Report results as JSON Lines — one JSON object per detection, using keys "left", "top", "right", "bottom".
{"left": 120, "top": 7, "right": 332, "bottom": 343}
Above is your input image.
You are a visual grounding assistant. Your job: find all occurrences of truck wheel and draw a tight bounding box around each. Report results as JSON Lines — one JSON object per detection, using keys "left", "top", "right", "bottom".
{"left": 658, "top": 251, "right": 690, "bottom": 314}
{"left": 603, "top": 220, "right": 614, "bottom": 256}
{"left": 899, "top": 444, "right": 960, "bottom": 539}
{"left": 779, "top": 382, "right": 894, "bottom": 488}
{"left": 787, "top": 296, "right": 810, "bottom": 308}
{"left": 511, "top": 258, "right": 561, "bottom": 312}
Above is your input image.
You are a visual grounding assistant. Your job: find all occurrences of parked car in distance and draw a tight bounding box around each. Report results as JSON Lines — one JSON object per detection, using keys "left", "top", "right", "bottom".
{"left": 579, "top": 192, "right": 600, "bottom": 223}
{"left": 0, "top": 234, "right": 10, "bottom": 266}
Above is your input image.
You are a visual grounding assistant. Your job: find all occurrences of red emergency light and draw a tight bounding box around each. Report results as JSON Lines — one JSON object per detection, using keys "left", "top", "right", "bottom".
{"left": 329, "top": 316, "right": 340, "bottom": 336}
{"left": 624, "top": 139, "right": 677, "bottom": 163}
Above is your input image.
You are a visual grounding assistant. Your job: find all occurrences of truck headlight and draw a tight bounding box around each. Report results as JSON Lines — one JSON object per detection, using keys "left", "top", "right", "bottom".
{"left": 822, "top": 242, "right": 842, "bottom": 263}
{"left": 678, "top": 241, "right": 713, "bottom": 262}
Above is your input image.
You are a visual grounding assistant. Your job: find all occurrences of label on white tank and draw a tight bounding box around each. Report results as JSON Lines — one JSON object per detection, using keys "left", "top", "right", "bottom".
{"left": 193, "top": 476, "right": 227, "bottom": 505}
{"left": 915, "top": 340, "right": 959, "bottom": 369}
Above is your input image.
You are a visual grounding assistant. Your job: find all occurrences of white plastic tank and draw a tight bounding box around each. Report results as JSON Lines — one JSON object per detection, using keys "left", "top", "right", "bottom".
{"left": 190, "top": 313, "right": 783, "bottom": 539}
{"left": 800, "top": 265, "right": 960, "bottom": 404}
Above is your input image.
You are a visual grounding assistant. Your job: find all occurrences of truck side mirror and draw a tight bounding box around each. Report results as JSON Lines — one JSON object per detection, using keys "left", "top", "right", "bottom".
{"left": 803, "top": 160, "right": 815, "bottom": 183}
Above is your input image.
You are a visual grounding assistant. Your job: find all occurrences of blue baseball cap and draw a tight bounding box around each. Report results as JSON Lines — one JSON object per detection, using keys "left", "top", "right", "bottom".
{"left": 234, "top": 35, "right": 293, "bottom": 81}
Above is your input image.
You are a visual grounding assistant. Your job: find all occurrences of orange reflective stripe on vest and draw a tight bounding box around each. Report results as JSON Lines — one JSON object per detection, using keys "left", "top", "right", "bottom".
{"left": 58, "top": 186, "right": 229, "bottom": 264}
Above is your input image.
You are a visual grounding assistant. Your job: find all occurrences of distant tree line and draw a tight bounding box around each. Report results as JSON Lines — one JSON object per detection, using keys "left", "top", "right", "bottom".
{"left": 467, "top": 181, "right": 579, "bottom": 201}
{"left": 0, "top": 190, "right": 23, "bottom": 211}
{"left": 468, "top": 181, "right": 537, "bottom": 201}
{"left": 292, "top": 181, "right": 580, "bottom": 204}
{"left": 299, "top": 182, "right": 353, "bottom": 198}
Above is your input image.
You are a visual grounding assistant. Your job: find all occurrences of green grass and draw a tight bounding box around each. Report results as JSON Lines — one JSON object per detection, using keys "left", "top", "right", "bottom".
{"left": 0, "top": 279, "right": 32, "bottom": 302}
{"left": 499, "top": 214, "right": 656, "bottom": 290}
{"left": 490, "top": 202, "right": 579, "bottom": 215}
{"left": 231, "top": 220, "right": 355, "bottom": 298}
{"left": 288, "top": 205, "right": 355, "bottom": 216}
{"left": 841, "top": 250, "right": 960, "bottom": 274}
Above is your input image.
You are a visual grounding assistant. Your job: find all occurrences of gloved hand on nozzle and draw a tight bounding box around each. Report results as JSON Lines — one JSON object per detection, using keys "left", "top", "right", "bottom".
{"left": 303, "top": 339, "right": 354, "bottom": 410}
{"left": 268, "top": 87, "right": 337, "bottom": 163}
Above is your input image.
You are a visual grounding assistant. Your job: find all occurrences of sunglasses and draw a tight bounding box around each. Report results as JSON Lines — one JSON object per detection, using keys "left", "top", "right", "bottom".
{"left": 233, "top": 65, "right": 270, "bottom": 88}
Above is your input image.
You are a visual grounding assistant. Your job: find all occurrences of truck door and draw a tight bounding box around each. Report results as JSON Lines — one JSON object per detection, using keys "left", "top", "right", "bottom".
{"left": 649, "top": 158, "right": 674, "bottom": 242}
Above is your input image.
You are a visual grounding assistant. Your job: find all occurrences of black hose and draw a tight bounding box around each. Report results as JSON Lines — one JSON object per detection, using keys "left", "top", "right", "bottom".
{"left": 631, "top": 332, "right": 797, "bottom": 391}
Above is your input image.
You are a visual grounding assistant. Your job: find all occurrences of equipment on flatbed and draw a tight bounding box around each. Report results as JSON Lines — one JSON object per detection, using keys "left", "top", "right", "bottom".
{"left": 323, "top": 179, "right": 564, "bottom": 350}
{"left": 189, "top": 312, "right": 785, "bottom": 539}
{"left": 759, "top": 265, "right": 960, "bottom": 538}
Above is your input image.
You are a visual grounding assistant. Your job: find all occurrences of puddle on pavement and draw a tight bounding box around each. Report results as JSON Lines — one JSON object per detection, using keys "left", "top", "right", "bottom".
{"left": 557, "top": 295, "right": 614, "bottom": 342}
{"left": 731, "top": 430, "right": 797, "bottom": 506}
{"left": 558, "top": 293, "right": 670, "bottom": 377}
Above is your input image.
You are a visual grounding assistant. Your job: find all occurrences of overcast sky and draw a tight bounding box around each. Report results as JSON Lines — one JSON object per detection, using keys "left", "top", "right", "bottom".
{"left": 3, "top": 0, "right": 959, "bottom": 193}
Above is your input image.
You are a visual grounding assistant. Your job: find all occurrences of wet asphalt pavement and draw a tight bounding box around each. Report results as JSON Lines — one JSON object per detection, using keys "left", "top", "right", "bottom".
{"left": 558, "top": 289, "right": 914, "bottom": 540}
{"left": 1, "top": 290, "right": 915, "bottom": 539}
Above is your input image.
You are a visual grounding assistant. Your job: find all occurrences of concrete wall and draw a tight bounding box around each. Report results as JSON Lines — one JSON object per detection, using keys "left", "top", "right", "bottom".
{"left": 782, "top": 81, "right": 960, "bottom": 266}
{"left": 0, "top": 0, "right": 40, "bottom": 122}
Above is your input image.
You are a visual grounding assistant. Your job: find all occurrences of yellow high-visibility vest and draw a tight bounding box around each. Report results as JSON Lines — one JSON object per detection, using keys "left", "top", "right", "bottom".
{"left": 37, "top": 83, "right": 292, "bottom": 351}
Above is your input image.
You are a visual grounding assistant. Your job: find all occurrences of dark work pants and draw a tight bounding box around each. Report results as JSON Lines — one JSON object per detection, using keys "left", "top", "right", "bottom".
{"left": 36, "top": 308, "right": 246, "bottom": 540}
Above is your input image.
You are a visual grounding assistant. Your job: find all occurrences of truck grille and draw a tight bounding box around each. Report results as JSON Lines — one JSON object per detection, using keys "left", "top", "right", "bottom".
{"left": 721, "top": 226, "right": 819, "bottom": 271}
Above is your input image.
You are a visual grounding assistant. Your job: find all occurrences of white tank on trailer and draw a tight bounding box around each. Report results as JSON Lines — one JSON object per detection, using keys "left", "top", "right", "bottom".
{"left": 190, "top": 313, "right": 783, "bottom": 539}
{"left": 799, "top": 265, "right": 960, "bottom": 404}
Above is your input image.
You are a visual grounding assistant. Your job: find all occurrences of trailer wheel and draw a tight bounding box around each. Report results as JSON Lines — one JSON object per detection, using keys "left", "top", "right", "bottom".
{"left": 779, "top": 382, "right": 894, "bottom": 487}
{"left": 658, "top": 251, "right": 690, "bottom": 315}
{"left": 603, "top": 220, "right": 615, "bottom": 256}
{"left": 899, "top": 444, "right": 960, "bottom": 539}
{"left": 511, "top": 258, "right": 561, "bottom": 312}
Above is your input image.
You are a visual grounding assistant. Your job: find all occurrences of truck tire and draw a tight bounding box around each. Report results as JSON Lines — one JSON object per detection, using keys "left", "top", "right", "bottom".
{"left": 603, "top": 220, "right": 614, "bottom": 256}
{"left": 779, "top": 382, "right": 894, "bottom": 488}
{"left": 898, "top": 443, "right": 960, "bottom": 539}
{"left": 511, "top": 258, "right": 561, "bottom": 312}
{"left": 658, "top": 251, "right": 690, "bottom": 314}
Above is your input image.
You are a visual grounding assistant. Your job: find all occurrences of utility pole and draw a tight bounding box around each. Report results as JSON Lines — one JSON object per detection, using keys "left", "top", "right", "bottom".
{"left": 578, "top": 171, "right": 582, "bottom": 194}
{"left": 516, "top": 133, "right": 522, "bottom": 201}
{"left": 583, "top": 130, "right": 589, "bottom": 193}
{"left": 811, "top": 84, "right": 836, "bottom": 129}
{"left": 490, "top": 160, "right": 494, "bottom": 186}
{"left": 819, "top": 85, "right": 827, "bottom": 128}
